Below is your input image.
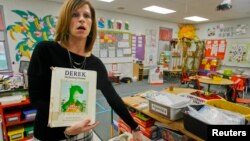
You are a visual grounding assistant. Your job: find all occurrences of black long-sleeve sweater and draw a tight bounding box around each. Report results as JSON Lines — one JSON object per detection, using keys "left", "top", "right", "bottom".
{"left": 28, "top": 41, "right": 138, "bottom": 140}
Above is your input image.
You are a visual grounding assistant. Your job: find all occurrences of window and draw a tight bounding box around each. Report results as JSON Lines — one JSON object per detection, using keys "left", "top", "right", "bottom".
{"left": 0, "top": 5, "right": 11, "bottom": 71}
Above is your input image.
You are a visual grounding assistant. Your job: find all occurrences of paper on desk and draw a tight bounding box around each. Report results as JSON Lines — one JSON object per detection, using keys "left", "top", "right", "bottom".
{"left": 148, "top": 92, "right": 190, "bottom": 108}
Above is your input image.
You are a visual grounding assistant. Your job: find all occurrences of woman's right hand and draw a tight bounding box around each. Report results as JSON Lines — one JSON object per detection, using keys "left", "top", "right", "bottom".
{"left": 64, "top": 119, "right": 100, "bottom": 136}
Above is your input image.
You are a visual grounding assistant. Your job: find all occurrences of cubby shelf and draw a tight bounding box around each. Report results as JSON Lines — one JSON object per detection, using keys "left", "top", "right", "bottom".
{"left": 0, "top": 96, "right": 35, "bottom": 141}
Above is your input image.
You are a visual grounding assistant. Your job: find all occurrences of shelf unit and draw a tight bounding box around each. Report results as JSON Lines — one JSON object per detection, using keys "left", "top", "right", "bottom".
{"left": 0, "top": 99, "right": 34, "bottom": 141}
{"left": 133, "top": 63, "right": 144, "bottom": 81}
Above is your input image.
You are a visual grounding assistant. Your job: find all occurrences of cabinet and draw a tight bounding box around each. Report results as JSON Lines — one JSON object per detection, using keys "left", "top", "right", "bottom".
{"left": 133, "top": 63, "right": 144, "bottom": 81}
{"left": 0, "top": 98, "right": 35, "bottom": 141}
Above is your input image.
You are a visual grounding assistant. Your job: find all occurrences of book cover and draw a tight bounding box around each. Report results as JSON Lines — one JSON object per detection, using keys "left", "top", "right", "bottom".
{"left": 48, "top": 67, "right": 97, "bottom": 127}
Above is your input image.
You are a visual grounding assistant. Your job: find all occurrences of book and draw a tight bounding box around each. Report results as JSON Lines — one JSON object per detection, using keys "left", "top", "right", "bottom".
{"left": 48, "top": 67, "right": 97, "bottom": 127}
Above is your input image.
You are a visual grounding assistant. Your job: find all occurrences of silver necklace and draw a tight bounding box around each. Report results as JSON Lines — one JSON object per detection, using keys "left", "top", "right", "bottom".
{"left": 67, "top": 50, "right": 86, "bottom": 69}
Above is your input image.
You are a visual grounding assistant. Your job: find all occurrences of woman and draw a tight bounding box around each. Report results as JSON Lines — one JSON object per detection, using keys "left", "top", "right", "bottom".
{"left": 28, "top": 0, "right": 142, "bottom": 140}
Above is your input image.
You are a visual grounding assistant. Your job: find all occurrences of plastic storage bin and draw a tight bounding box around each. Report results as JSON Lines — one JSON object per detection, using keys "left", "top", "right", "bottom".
{"left": 4, "top": 111, "right": 21, "bottom": 125}
{"left": 8, "top": 125, "right": 24, "bottom": 141}
{"left": 206, "top": 99, "right": 250, "bottom": 120}
{"left": 148, "top": 92, "right": 190, "bottom": 120}
{"left": 24, "top": 124, "right": 34, "bottom": 137}
{"left": 22, "top": 108, "right": 37, "bottom": 120}
{"left": 183, "top": 105, "right": 208, "bottom": 140}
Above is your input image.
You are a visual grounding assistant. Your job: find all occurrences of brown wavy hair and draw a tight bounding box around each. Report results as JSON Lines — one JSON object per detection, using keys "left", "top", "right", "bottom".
{"left": 54, "top": 0, "right": 97, "bottom": 52}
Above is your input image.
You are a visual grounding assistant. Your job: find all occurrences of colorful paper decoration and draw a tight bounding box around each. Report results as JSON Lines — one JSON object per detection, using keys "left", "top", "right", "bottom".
{"left": 125, "top": 21, "right": 129, "bottom": 30}
{"left": 205, "top": 39, "right": 227, "bottom": 59}
{"left": 98, "top": 17, "right": 105, "bottom": 28}
{"left": 116, "top": 20, "right": 122, "bottom": 30}
{"left": 107, "top": 19, "right": 114, "bottom": 29}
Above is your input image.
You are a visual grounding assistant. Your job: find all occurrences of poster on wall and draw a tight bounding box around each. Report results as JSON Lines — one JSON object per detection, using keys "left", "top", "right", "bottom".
{"left": 0, "top": 10, "right": 4, "bottom": 31}
{"left": 131, "top": 34, "right": 145, "bottom": 61}
{"left": 228, "top": 43, "right": 248, "bottom": 63}
{"left": 159, "top": 27, "right": 172, "bottom": 41}
{"left": 223, "top": 38, "right": 250, "bottom": 67}
{"left": 205, "top": 39, "right": 227, "bottom": 59}
{"left": 148, "top": 65, "right": 164, "bottom": 85}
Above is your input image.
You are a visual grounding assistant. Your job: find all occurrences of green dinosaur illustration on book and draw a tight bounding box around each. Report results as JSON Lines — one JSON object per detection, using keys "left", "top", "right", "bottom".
{"left": 61, "top": 85, "right": 86, "bottom": 112}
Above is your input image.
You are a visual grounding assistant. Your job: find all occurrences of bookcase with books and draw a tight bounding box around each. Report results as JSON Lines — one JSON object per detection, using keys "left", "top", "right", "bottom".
{"left": 0, "top": 90, "right": 35, "bottom": 141}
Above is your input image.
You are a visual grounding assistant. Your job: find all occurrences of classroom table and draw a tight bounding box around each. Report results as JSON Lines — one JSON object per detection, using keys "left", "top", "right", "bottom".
{"left": 115, "top": 88, "right": 203, "bottom": 141}
{"left": 189, "top": 75, "right": 233, "bottom": 91}
{"left": 198, "top": 76, "right": 233, "bottom": 91}
{"left": 163, "top": 87, "right": 198, "bottom": 94}
{"left": 122, "top": 94, "right": 203, "bottom": 141}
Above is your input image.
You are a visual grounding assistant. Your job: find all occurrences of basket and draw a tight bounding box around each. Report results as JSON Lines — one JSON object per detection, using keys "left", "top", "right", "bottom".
{"left": 213, "top": 76, "right": 222, "bottom": 81}
{"left": 206, "top": 100, "right": 250, "bottom": 120}
{"left": 179, "top": 93, "right": 207, "bottom": 105}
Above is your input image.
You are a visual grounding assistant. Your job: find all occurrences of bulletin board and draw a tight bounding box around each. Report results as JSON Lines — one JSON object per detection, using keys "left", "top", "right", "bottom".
{"left": 223, "top": 38, "right": 250, "bottom": 67}
{"left": 131, "top": 34, "right": 145, "bottom": 61}
{"left": 95, "top": 30, "right": 132, "bottom": 63}
{"left": 205, "top": 39, "right": 227, "bottom": 59}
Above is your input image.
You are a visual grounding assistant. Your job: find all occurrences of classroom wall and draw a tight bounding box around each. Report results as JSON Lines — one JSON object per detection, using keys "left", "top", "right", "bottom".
{"left": 196, "top": 18, "right": 250, "bottom": 73}
{"left": 0, "top": 0, "right": 60, "bottom": 73}
{"left": 0, "top": 0, "right": 179, "bottom": 78}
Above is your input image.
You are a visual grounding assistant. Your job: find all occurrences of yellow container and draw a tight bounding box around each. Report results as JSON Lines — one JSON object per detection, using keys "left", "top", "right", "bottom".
{"left": 213, "top": 76, "right": 222, "bottom": 81}
{"left": 8, "top": 125, "right": 24, "bottom": 141}
{"left": 206, "top": 100, "right": 250, "bottom": 120}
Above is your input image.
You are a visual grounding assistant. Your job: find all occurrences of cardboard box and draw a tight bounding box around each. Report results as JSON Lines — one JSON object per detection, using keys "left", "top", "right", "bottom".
{"left": 139, "top": 125, "right": 159, "bottom": 140}
{"left": 118, "top": 118, "right": 131, "bottom": 133}
{"left": 133, "top": 113, "right": 155, "bottom": 128}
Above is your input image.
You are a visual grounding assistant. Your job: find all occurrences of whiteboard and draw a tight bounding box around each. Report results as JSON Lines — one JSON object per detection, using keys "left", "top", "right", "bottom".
{"left": 223, "top": 38, "right": 250, "bottom": 68}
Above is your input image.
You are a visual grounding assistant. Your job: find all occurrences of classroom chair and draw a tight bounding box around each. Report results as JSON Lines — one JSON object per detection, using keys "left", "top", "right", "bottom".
{"left": 188, "top": 79, "right": 203, "bottom": 90}
{"left": 231, "top": 75, "right": 247, "bottom": 98}
{"left": 180, "top": 72, "right": 190, "bottom": 84}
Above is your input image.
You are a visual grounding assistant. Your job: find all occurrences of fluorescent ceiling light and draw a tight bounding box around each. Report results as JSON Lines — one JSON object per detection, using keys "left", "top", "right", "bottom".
{"left": 184, "top": 16, "right": 209, "bottom": 22}
{"left": 143, "top": 5, "right": 176, "bottom": 14}
{"left": 98, "top": 0, "right": 114, "bottom": 2}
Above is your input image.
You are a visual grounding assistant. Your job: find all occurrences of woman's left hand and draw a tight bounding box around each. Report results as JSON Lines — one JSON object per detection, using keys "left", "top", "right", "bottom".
{"left": 131, "top": 130, "right": 142, "bottom": 141}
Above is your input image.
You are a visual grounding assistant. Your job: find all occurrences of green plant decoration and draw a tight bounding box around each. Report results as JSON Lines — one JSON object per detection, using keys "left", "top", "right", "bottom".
{"left": 7, "top": 10, "right": 57, "bottom": 62}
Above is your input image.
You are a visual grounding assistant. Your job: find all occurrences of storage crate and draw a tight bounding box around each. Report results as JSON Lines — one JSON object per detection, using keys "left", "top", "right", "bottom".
{"left": 148, "top": 100, "right": 187, "bottom": 121}
{"left": 183, "top": 105, "right": 209, "bottom": 140}
{"left": 133, "top": 113, "right": 155, "bottom": 128}
{"left": 179, "top": 93, "right": 207, "bottom": 105}
{"left": 139, "top": 125, "right": 159, "bottom": 140}
{"left": 4, "top": 111, "right": 21, "bottom": 125}
{"left": 8, "top": 125, "right": 24, "bottom": 141}
{"left": 206, "top": 100, "right": 250, "bottom": 120}
{"left": 24, "top": 124, "right": 34, "bottom": 137}
{"left": 22, "top": 108, "right": 37, "bottom": 120}
{"left": 148, "top": 92, "right": 190, "bottom": 120}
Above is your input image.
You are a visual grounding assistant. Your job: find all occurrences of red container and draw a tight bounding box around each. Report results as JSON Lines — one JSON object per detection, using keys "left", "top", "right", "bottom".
{"left": 4, "top": 111, "right": 21, "bottom": 124}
